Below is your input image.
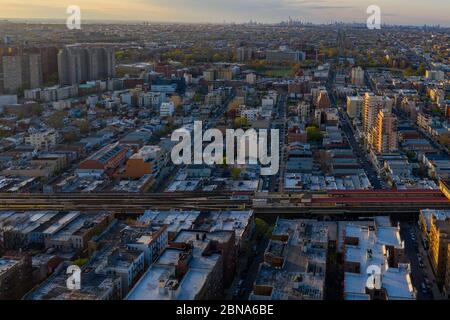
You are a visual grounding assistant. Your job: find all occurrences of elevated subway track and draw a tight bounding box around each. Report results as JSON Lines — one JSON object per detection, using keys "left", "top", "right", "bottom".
{"left": 0, "top": 190, "right": 448, "bottom": 216}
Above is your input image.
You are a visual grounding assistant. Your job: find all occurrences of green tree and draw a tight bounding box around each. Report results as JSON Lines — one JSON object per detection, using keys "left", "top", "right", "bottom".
{"left": 306, "top": 126, "right": 323, "bottom": 142}
{"left": 403, "top": 66, "right": 415, "bottom": 77}
{"left": 234, "top": 117, "right": 248, "bottom": 129}
{"left": 46, "top": 111, "right": 66, "bottom": 129}
{"left": 417, "top": 63, "right": 427, "bottom": 76}
{"left": 231, "top": 167, "right": 242, "bottom": 180}
{"left": 73, "top": 258, "right": 88, "bottom": 267}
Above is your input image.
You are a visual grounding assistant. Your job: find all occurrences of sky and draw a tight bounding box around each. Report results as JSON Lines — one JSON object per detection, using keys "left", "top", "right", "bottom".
{"left": 0, "top": 0, "right": 449, "bottom": 26}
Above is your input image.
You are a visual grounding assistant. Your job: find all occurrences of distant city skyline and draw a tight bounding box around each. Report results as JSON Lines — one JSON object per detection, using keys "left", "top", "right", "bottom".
{"left": 0, "top": 0, "right": 449, "bottom": 26}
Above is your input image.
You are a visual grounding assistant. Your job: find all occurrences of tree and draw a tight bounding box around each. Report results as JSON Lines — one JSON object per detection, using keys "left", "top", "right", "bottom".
{"left": 74, "top": 119, "right": 90, "bottom": 134}
{"left": 30, "top": 104, "right": 44, "bottom": 117}
{"left": 417, "top": 62, "right": 427, "bottom": 76}
{"left": 73, "top": 258, "right": 88, "bottom": 267}
{"left": 63, "top": 132, "right": 78, "bottom": 143}
{"left": 306, "top": 126, "right": 323, "bottom": 142}
{"left": 406, "top": 150, "right": 416, "bottom": 160}
{"left": 231, "top": 167, "right": 242, "bottom": 180}
{"left": 46, "top": 111, "right": 66, "bottom": 129}
{"left": 255, "top": 218, "right": 272, "bottom": 239}
{"left": 193, "top": 93, "right": 203, "bottom": 103}
{"left": 234, "top": 117, "right": 248, "bottom": 129}
{"left": 403, "top": 66, "right": 415, "bottom": 77}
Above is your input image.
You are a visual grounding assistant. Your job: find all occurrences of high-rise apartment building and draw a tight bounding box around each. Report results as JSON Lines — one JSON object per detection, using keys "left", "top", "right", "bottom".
{"left": 346, "top": 96, "right": 364, "bottom": 119}
{"left": 372, "top": 109, "right": 398, "bottom": 154}
{"left": 362, "top": 93, "right": 392, "bottom": 136}
{"left": 317, "top": 90, "right": 331, "bottom": 109}
{"left": 266, "top": 50, "right": 305, "bottom": 63}
{"left": 39, "top": 47, "right": 58, "bottom": 84}
{"left": 236, "top": 47, "right": 254, "bottom": 62}
{"left": 0, "top": 52, "right": 43, "bottom": 94}
{"left": 58, "top": 45, "right": 115, "bottom": 85}
{"left": 351, "top": 67, "right": 365, "bottom": 86}
{"left": 425, "top": 70, "right": 445, "bottom": 81}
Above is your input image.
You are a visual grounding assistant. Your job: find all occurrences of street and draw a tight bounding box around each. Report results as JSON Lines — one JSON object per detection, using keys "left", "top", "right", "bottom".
{"left": 400, "top": 222, "right": 443, "bottom": 300}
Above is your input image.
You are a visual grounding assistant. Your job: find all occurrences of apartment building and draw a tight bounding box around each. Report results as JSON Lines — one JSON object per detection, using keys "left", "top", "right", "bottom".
{"left": 363, "top": 93, "right": 392, "bottom": 136}
{"left": 123, "top": 145, "right": 167, "bottom": 179}
{"left": 58, "top": 45, "right": 115, "bottom": 86}
{"left": 346, "top": 96, "right": 364, "bottom": 119}
{"left": 351, "top": 67, "right": 365, "bottom": 87}
{"left": 250, "top": 219, "right": 330, "bottom": 300}
{"left": 25, "top": 129, "right": 58, "bottom": 151}
{"left": 343, "top": 217, "right": 415, "bottom": 300}
{"left": 428, "top": 215, "right": 450, "bottom": 287}
{"left": 372, "top": 109, "right": 398, "bottom": 154}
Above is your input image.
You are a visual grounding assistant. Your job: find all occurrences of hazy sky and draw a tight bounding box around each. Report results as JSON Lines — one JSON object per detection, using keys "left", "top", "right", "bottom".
{"left": 0, "top": 0, "right": 449, "bottom": 26}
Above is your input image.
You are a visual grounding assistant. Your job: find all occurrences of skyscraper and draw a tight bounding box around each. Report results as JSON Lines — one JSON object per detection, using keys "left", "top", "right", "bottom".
{"left": 58, "top": 45, "right": 115, "bottom": 85}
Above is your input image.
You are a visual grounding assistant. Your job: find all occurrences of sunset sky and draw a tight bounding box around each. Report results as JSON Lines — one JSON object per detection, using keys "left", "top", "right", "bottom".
{"left": 0, "top": 0, "right": 449, "bottom": 25}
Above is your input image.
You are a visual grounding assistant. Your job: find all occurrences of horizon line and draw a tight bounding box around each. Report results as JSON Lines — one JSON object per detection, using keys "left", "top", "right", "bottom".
{"left": 1, "top": 17, "right": 449, "bottom": 28}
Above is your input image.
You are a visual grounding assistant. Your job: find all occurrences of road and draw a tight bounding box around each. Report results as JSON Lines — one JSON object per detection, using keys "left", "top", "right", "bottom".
{"left": 400, "top": 222, "right": 443, "bottom": 299}
{"left": 339, "top": 109, "right": 384, "bottom": 189}
{"left": 231, "top": 236, "right": 269, "bottom": 300}
{"left": 265, "top": 93, "right": 287, "bottom": 193}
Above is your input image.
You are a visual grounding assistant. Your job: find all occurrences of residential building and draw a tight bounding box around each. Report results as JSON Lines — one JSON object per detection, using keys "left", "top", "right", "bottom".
{"left": 351, "top": 67, "right": 365, "bottom": 87}
{"left": 123, "top": 145, "right": 166, "bottom": 179}
{"left": 250, "top": 219, "right": 329, "bottom": 300}
{"left": 346, "top": 96, "right": 364, "bottom": 119}
{"left": 316, "top": 90, "right": 331, "bottom": 109}
{"left": 25, "top": 129, "right": 58, "bottom": 151}
{"left": 246, "top": 73, "right": 257, "bottom": 85}
{"left": 0, "top": 255, "right": 33, "bottom": 300}
{"left": 343, "top": 217, "right": 415, "bottom": 300}
{"left": 266, "top": 50, "right": 305, "bottom": 63}
{"left": 425, "top": 70, "right": 445, "bottom": 81}
{"left": 160, "top": 102, "right": 175, "bottom": 118}
{"left": 127, "top": 229, "right": 235, "bottom": 300}
{"left": 25, "top": 262, "right": 122, "bottom": 300}
{"left": 138, "top": 210, "right": 201, "bottom": 240}
{"left": 58, "top": 45, "right": 115, "bottom": 85}
{"left": 0, "top": 53, "right": 42, "bottom": 94}
{"left": 372, "top": 109, "right": 398, "bottom": 154}
{"left": 428, "top": 215, "right": 450, "bottom": 287}
{"left": 363, "top": 93, "right": 392, "bottom": 137}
